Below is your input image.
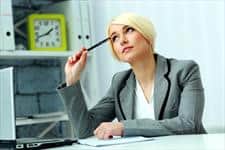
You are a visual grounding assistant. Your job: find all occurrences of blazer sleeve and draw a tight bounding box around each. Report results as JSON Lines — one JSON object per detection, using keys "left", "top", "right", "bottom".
{"left": 57, "top": 79, "right": 116, "bottom": 139}
{"left": 121, "top": 61, "right": 205, "bottom": 137}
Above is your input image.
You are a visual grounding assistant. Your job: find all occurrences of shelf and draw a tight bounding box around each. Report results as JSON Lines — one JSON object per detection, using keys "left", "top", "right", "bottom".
{"left": 0, "top": 50, "right": 75, "bottom": 59}
{"left": 16, "top": 112, "right": 69, "bottom": 126}
{"left": 16, "top": 112, "right": 70, "bottom": 138}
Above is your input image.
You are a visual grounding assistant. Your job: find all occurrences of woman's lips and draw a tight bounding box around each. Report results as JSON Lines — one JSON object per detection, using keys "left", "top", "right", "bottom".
{"left": 122, "top": 46, "right": 133, "bottom": 53}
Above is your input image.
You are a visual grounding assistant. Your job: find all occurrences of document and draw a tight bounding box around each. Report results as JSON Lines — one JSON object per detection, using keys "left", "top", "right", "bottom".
{"left": 78, "top": 136, "right": 153, "bottom": 147}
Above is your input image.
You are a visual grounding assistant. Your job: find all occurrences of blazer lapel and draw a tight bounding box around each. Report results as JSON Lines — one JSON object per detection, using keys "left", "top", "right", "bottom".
{"left": 154, "top": 54, "right": 169, "bottom": 120}
{"left": 119, "top": 72, "right": 136, "bottom": 120}
{"left": 118, "top": 54, "right": 169, "bottom": 120}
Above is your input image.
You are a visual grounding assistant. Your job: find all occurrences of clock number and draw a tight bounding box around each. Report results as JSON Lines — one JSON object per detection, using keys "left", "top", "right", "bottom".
{"left": 35, "top": 32, "right": 39, "bottom": 36}
{"left": 46, "top": 42, "right": 49, "bottom": 47}
{"left": 44, "top": 20, "right": 48, "bottom": 26}
{"left": 55, "top": 25, "right": 59, "bottom": 30}
{"left": 35, "top": 26, "right": 40, "bottom": 31}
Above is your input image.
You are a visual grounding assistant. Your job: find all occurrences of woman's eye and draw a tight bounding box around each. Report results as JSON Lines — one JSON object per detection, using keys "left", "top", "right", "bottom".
{"left": 126, "top": 27, "right": 134, "bottom": 33}
{"left": 112, "top": 36, "right": 119, "bottom": 42}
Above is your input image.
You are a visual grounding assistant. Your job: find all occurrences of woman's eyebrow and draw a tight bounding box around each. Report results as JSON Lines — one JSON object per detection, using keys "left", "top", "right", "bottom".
{"left": 122, "top": 25, "right": 129, "bottom": 30}
{"left": 110, "top": 32, "right": 116, "bottom": 37}
{"left": 110, "top": 25, "right": 130, "bottom": 37}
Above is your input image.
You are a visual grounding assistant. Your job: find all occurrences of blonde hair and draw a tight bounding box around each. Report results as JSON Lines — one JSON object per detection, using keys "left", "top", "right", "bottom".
{"left": 107, "top": 12, "right": 157, "bottom": 60}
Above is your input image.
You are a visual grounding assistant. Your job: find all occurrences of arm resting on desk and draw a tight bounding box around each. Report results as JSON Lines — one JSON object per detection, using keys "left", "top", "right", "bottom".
{"left": 57, "top": 81, "right": 116, "bottom": 139}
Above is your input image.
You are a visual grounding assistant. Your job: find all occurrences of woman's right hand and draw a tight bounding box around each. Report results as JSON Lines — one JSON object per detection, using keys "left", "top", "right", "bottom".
{"left": 65, "top": 48, "right": 88, "bottom": 86}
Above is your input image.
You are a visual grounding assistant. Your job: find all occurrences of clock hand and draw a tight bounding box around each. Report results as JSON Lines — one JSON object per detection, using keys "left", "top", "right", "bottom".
{"left": 36, "top": 28, "right": 54, "bottom": 40}
{"left": 45, "top": 28, "right": 54, "bottom": 35}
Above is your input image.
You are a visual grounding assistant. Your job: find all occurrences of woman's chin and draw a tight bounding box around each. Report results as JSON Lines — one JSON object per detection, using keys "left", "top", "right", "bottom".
{"left": 120, "top": 55, "right": 135, "bottom": 64}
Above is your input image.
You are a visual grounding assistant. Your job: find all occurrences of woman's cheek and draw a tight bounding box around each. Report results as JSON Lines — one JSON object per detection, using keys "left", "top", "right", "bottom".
{"left": 114, "top": 45, "right": 122, "bottom": 55}
{"left": 133, "top": 34, "right": 143, "bottom": 44}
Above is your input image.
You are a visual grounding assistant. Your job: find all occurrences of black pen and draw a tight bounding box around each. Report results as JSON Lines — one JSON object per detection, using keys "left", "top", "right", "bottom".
{"left": 69, "top": 37, "right": 110, "bottom": 64}
{"left": 87, "top": 37, "right": 110, "bottom": 51}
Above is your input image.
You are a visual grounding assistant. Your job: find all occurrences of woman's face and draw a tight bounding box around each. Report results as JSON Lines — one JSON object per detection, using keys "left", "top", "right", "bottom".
{"left": 109, "top": 24, "right": 152, "bottom": 63}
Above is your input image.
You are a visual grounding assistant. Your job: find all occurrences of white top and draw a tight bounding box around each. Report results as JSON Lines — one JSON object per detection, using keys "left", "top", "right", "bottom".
{"left": 134, "top": 79, "right": 155, "bottom": 120}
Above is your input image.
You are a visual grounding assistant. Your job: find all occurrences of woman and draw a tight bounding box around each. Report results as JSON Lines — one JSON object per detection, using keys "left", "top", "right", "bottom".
{"left": 57, "top": 13, "right": 206, "bottom": 139}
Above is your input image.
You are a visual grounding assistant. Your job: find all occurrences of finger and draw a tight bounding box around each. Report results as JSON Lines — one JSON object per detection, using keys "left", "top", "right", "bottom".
{"left": 94, "top": 125, "right": 105, "bottom": 139}
{"left": 69, "top": 54, "right": 79, "bottom": 64}
{"left": 71, "top": 49, "right": 81, "bottom": 59}
{"left": 77, "top": 49, "right": 83, "bottom": 56}
{"left": 70, "top": 48, "right": 86, "bottom": 64}
{"left": 81, "top": 47, "right": 87, "bottom": 51}
{"left": 93, "top": 129, "right": 97, "bottom": 135}
{"left": 71, "top": 50, "right": 84, "bottom": 64}
{"left": 67, "top": 56, "right": 73, "bottom": 64}
{"left": 67, "top": 56, "right": 71, "bottom": 61}
{"left": 103, "top": 131, "right": 112, "bottom": 140}
{"left": 94, "top": 125, "right": 101, "bottom": 135}
{"left": 80, "top": 51, "right": 87, "bottom": 66}
{"left": 69, "top": 57, "right": 77, "bottom": 65}
{"left": 74, "top": 50, "right": 83, "bottom": 61}
{"left": 97, "top": 129, "right": 105, "bottom": 140}
{"left": 94, "top": 122, "right": 106, "bottom": 137}
{"left": 74, "top": 53, "right": 80, "bottom": 61}
{"left": 72, "top": 48, "right": 83, "bottom": 59}
{"left": 67, "top": 56, "right": 71, "bottom": 62}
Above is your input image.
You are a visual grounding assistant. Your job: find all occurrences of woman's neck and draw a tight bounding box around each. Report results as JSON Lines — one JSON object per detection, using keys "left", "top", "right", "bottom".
{"left": 131, "top": 53, "right": 156, "bottom": 86}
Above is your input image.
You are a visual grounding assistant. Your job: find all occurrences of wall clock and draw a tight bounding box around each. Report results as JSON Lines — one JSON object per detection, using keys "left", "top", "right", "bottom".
{"left": 27, "top": 14, "right": 67, "bottom": 51}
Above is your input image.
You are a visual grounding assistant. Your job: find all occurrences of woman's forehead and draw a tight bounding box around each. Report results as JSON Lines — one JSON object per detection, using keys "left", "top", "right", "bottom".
{"left": 109, "top": 24, "right": 128, "bottom": 35}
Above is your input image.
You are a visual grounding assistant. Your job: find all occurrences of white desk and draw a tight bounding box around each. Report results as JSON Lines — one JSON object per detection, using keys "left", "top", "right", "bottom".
{"left": 50, "top": 133, "right": 225, "bottom": 150}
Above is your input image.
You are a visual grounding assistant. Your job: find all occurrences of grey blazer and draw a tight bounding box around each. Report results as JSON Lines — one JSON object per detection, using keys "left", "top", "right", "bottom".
{"left": 57, "top": 54, "right": 206, "bottom": 139}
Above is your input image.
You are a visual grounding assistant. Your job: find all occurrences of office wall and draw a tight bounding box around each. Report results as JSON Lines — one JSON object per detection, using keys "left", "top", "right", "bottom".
{"left": 89, "top": 0, "right": 225, "bottom": 133}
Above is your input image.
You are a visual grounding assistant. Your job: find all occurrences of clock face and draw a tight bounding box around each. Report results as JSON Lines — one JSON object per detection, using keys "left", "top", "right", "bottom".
{"left": 34, "top": 19, "right": 62, "bottom": 48}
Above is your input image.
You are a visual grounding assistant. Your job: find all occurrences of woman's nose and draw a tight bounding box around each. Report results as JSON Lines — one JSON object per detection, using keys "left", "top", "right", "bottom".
{"left": 120, "top": 35, "right": 128, "bottom": 45}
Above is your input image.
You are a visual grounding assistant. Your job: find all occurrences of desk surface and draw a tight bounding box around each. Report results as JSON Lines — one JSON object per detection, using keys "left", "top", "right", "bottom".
{"left": 50, "top": 133, "right": 225, "bottom": 150}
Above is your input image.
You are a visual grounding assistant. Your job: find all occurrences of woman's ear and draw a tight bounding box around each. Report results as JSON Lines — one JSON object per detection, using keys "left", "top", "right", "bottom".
{"left": 148, "top": 39, "right": 154, "bottom": 52}
{"left": 147, "top": 42, "right": 153, "bottom": 53}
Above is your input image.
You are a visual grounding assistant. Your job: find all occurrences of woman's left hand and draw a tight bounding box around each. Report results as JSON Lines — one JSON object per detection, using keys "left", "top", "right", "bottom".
{"left": 93, "top": 122, "right": 124, "bottom": 139}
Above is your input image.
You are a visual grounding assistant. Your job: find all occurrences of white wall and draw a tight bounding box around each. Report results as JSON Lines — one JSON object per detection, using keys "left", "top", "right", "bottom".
{"left": 89, "top": 0, "right": 225, "bottom": 133}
